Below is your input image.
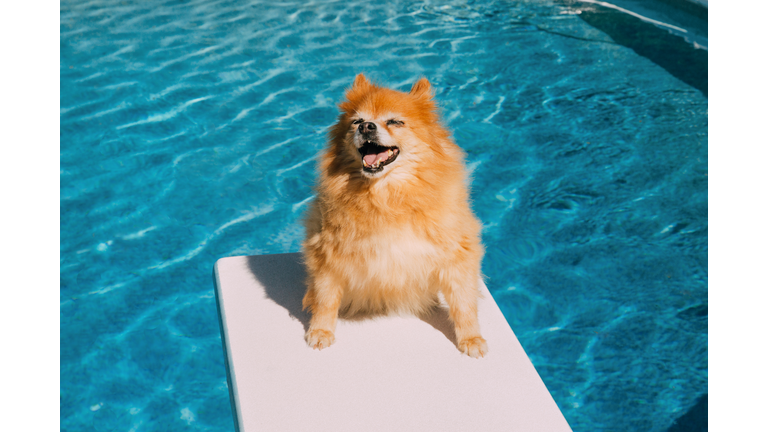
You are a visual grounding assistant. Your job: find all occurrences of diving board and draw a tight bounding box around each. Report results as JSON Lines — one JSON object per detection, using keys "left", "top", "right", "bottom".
{"left": 213, "top": 253, "right": 572, "bottom": 432}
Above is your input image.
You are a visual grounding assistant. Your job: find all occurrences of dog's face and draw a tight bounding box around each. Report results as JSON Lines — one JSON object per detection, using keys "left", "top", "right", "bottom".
{"left": 332, "top": 74, "right": 448, "bottom": 180}
{"left": 350, "top": 111, "right": 404, "bottom": 177}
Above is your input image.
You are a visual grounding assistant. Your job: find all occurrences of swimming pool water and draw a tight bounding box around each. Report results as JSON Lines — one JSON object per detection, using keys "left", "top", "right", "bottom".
{"left": 60, "top": 0, "right": 708, "bottom": 430}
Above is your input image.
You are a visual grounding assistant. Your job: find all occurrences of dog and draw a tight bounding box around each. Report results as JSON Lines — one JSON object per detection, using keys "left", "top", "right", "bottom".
{"left": 302, "top": 74, "right": 487, "bottom": 358}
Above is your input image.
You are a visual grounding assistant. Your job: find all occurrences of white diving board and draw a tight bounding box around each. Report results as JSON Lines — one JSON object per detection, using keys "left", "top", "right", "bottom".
{"left": 214, "top": 253, "right": 572, "bottom": 432}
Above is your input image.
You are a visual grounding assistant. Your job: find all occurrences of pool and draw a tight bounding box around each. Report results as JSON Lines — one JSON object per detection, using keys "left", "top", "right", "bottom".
{"left": 60, "top": 0, "right": 708, "bottom": 430}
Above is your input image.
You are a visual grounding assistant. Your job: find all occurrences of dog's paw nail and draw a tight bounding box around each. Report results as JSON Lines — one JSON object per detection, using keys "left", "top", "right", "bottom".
{"left": 458, "top": 336, "right": 488, "bottom": 359}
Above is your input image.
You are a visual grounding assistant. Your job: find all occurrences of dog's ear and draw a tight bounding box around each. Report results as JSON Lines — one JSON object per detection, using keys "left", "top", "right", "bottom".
{"left": 409, "top": 77, "right": 432, "bottom": 98}
{"left": 352, "top": 73, "right": 372, "bottom": 91}
{"left": 345, "top": 74, "right": 373, "bottom": 104}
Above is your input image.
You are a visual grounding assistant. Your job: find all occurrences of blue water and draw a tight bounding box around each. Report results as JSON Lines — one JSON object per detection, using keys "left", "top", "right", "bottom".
{"left": 60, "top": 0, "right": 708, "bottom": 430}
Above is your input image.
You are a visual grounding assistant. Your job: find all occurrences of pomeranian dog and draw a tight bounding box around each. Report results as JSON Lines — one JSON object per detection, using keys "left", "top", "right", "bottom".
{"left": 302, "top": 74, "right": 487, "bottom": 358}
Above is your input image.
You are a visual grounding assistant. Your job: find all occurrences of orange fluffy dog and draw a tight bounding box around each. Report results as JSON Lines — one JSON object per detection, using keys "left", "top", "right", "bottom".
{"left": 302, "top": 74, "right": 487, "bottom": 358}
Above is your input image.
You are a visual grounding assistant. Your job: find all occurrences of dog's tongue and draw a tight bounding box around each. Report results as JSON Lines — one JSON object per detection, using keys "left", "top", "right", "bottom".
{"left": 363, "top": 150, "right": 389, "bottom": 166}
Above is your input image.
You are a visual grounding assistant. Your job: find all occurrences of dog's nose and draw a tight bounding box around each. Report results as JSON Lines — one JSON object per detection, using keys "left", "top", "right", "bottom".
{"left": 358, "top": 122, "right": 377, "bottom": 133}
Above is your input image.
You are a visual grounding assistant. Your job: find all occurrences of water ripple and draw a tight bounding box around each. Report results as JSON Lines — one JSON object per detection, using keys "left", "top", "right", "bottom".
{"left": 117, "top": 96, "right": 213, "bottom": 129}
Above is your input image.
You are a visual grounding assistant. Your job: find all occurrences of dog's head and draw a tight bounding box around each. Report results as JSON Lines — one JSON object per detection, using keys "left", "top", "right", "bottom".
{"left": 329, "top": 74, "right": 452, "bottom": 180}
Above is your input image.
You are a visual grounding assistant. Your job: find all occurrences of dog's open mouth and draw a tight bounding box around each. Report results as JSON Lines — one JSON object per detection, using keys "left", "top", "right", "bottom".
{"left": 358, "top": 141, "right": 399, "bottom": 173}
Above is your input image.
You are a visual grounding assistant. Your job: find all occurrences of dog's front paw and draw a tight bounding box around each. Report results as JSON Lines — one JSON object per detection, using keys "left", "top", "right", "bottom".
{"left": 306, "top": 329, "right": 336, "bottom": 350}
{"left": 458, "top": 336, "right": 488, "bottom": 358}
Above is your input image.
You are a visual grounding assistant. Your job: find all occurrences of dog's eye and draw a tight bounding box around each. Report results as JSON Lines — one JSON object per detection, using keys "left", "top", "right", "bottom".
{"left": 352, "top": 118, "right": 364, "bottom": 125}
{"left": 386, "top": 119, "right": 404, "bottom": 126}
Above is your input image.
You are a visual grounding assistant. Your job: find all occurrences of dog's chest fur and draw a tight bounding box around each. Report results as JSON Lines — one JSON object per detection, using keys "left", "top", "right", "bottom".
{"left": 354, "top": 228, "right": 439, "bottom": 277}
{"left": 336, "top": 226, "right": 444, "bottom": 314}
